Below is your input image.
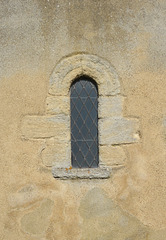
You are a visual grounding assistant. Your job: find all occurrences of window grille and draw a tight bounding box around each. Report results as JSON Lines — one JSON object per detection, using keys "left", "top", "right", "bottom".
{"left": 70, "top": 76, "right": 99, "bottom": 168}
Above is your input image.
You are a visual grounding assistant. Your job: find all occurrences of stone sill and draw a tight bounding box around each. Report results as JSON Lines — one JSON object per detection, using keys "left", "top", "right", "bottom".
{"left": 52, "top": 166, "right": 110, "bottom": 180}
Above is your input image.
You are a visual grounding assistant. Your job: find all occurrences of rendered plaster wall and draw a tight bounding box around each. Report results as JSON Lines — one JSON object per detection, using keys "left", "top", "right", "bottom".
{"left": 0, "top": 0, "right": 166, "bottom": 239}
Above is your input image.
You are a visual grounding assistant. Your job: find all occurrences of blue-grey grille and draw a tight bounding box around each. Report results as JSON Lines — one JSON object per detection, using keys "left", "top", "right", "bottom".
{"left": 70, "top": 77, "right": 99, "bottom": 168}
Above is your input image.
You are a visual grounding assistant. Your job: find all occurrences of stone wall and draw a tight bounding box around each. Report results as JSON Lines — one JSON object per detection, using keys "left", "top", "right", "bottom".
{"left": 1, "top": 0, "right": 166, "bottom": 239}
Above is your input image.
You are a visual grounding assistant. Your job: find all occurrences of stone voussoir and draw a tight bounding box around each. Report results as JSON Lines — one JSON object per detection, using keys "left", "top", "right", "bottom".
{"left": 49, "top": 67, "right": 83, "bottom": 96}
{"left": 49, "top": 54, "right": 121, "bottom": 96}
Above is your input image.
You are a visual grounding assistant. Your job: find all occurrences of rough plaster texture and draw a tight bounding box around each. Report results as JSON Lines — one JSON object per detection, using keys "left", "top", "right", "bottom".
{"left": 1, "top": 0, "right": 166, "bottom": 239}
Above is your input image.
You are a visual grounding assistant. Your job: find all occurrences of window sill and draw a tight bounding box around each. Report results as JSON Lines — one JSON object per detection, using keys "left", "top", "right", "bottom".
{"left": 52, "top": 166, "right": 110, "bottom": 180}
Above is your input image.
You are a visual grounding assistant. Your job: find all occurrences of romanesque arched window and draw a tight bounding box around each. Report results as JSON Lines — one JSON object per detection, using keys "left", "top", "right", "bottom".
{"left": 70, "top": 76, "right": 98, "bottom": 168}
{"left": 21, "top": 53, "right": 139, "bottom": 179}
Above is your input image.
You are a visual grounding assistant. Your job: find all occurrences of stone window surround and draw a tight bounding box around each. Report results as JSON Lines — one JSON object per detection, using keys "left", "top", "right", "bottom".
{"left": 21, "top": 53, "right": 140, "bottom": 179}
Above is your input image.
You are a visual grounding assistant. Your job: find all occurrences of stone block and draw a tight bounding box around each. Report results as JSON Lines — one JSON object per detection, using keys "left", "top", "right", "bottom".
{"left": 52, "top": 166, "right": 110, "bottom": 179}
{"left": 8, "top": 184, "right": 39, "bottom": 208}
{"left": 46, "top": 96, "right": 70, "bottom": 115}
{"left": 21, "top": 115, "right": 70, "bottom": 141}
{"left": 79, "top": 188, "right": 149, "bottom": 240}
{"left": 21, "top": 199, "right": 54, "bottom": 235}
{"left": 41, "top": 140, "right": 71, "bottom": 167}
{"left": 98, "top": 96, "right": 124, "bottom": 118}
{"left": 100, "top": 145, "right": 126, "bottom": 166}
{"left": 99, "top": 117, "right": 139, "bottom": 145}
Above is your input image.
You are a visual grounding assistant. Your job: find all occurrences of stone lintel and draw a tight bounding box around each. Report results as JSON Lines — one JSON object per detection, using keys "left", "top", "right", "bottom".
{"left": 52, "top": 166, "right": 110, "bottom": 179}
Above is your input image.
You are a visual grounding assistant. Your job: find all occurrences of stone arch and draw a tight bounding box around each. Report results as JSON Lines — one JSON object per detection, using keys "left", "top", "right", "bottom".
{"left": 21, "top": 53, "right": 140, "bottom": 179}
{"left": 49, "top": 53, "right": 121, "bottom": 96}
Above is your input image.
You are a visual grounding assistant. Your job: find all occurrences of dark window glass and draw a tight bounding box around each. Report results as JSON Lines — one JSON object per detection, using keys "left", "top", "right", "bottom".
{"left": 70, "top": 76, "right": 99, "bottom": 168}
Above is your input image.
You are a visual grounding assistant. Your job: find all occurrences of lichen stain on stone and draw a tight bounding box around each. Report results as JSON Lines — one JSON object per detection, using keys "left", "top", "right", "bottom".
{"left": 79, "top": 188, "right": 149, "bottom": 240}
{"left": 21, "top": 198, "right": 54, "bottom": 235}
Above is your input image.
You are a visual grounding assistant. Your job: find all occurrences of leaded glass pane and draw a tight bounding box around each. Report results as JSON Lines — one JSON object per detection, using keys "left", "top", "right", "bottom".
{"left": 70, "top": 76, "right": 99, "bottom": 168}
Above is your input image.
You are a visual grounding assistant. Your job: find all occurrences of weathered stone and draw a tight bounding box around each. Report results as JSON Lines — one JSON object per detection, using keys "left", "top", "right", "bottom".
{"left": 99, "top": 117, "right": 139, "bottom": 145}
{"left": 21, "top": 115, "right": 70, "bottom": 140}
{"left": 46, "top": 96, "right": 70, "bottom": 115}
{"left": 49, "top": 54, "right": 121, "bottom": 96}
{"left": 79, "top": 188, "right": 149, "bottom": 240}
{"left": 21, "top": 198, "right": 54, "bottom": 235}
{"left": 100, "top": 145, "right": 126, "bottom": 166}
{"left": 148, "top": 229, "right": 166, "bottom": 240}
{"left": 82, "top": 54, "right": 120, "bottom": 96}
{"left": 49, "top": 54, "right": 84, "bottom": 96}
{"left": 41, "top": 140, "right": 71, "bottom": 167}
{"left": 52, "top": 166, "right": 110, "bottom": 179}
{"left": 8, "top": 184, "right": 38, "bottom": 208}
{"left": 49, "top": 68, "right": 83, "bottom": 96}
{"left": 49, "top": 55, "right": 84, "bottom": 95}
{"left": 98, "top": 96, "right": 124, "bottom": 118}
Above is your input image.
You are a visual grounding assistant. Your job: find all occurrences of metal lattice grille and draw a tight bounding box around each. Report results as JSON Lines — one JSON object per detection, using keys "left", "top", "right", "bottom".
{"left": 70, "top": 77, "right": 99, "bottom": 168}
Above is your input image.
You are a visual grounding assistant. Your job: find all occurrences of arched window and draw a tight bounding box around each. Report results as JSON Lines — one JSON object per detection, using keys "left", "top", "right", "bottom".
{"left": 70, "top": 76, "right": 99, "bottom": 168}
{"left": 22, "top": 54, "right": 138, "bottom": 179}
